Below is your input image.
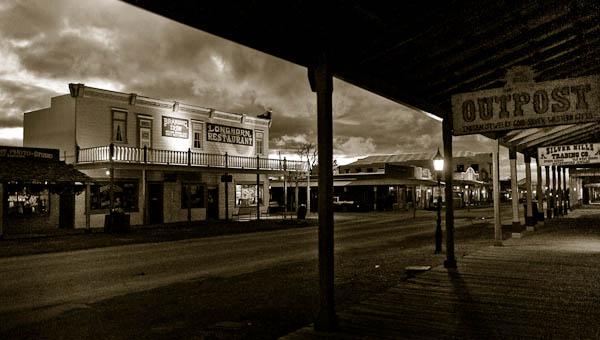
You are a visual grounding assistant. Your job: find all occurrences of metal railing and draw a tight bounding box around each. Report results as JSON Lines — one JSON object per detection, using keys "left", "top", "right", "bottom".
{"left": 77, "top": 144, "right": 307, "bottom": 171}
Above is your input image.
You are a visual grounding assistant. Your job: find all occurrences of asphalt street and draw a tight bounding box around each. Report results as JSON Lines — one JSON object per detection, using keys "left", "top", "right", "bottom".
{"left": 0, "top": 206, "right": 517, "bottom": 331}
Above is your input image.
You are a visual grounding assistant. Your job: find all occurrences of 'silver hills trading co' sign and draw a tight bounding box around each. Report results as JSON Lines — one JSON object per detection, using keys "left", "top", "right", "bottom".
{"left": 537, "top": 143, "right": 600, "bottom": 167}
{"left": 451, "top": 74, "right": 600, "bottom": 136}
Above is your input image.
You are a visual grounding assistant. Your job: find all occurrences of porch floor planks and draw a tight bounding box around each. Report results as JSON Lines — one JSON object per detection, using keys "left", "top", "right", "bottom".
{"left": 280, "top": 229, "right": 600, "bottom": 340}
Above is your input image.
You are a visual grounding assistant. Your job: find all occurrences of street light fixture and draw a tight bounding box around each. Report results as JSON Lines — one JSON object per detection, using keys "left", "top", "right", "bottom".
{"left": 433, "top": 148, "right": 444, "bottom": 254}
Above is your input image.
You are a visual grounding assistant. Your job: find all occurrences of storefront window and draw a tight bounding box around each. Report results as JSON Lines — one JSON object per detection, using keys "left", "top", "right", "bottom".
{"left": 235, "top": 184, "right": 263, "bottom": 206}
{"left": 6, "top": 184, "right": 49, "bottom": 215}
{"left": 112, "top": 109, "right": 128, "bottom": 143}
{"left": 192, "top": 122, "right": 203, "bottom": 149}
{"left": 181, "top": 183, "right": 205, "bottom": 208}
{"left": 90, "top": 180, "right": 138, "bottom": 212}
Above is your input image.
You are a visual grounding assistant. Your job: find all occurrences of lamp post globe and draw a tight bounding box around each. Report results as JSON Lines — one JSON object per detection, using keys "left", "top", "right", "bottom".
{"left": 433, "top": 148, "right": 444, "bottom": 254}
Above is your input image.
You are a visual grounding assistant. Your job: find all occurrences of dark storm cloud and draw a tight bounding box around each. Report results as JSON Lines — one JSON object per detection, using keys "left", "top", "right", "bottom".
{"left": 0, "top": 0, "right": 453, "bottom": 161}
{"left": 0, "top": 80, "right": 58, "bottom": 127}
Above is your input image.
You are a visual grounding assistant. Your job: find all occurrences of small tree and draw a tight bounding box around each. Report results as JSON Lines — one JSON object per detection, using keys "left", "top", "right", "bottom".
{"left": 297, "top": 143, "right": 317, "bottom": 213}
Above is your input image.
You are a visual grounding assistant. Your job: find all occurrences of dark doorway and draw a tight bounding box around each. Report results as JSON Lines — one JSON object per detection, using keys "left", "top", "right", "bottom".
{"left": 148, "top": 183, "right": 163, "bottom": 224}
{"left": 207, "top": 188, "right": 218, "bottom": 219}
{"left": 59, "top": 186, "right": 75, "bottom": 229}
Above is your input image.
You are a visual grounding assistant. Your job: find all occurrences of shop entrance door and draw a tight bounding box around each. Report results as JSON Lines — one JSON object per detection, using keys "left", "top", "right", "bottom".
{"left": 148, "top": 183, "right": 163, "bottom": 224}
{"left": 59, "top": 187, "right": 75, "bottom": 229}
{"left": 207, "top": 188, "right": 218, "bottom": 219}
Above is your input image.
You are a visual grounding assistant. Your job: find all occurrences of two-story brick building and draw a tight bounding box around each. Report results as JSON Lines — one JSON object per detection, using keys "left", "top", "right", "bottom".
{"left": 23, "top": 84, "right": 304, "bottom": 229}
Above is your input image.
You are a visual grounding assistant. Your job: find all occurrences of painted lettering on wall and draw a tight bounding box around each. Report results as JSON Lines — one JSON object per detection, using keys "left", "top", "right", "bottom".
{"left": 0, "top": 146, "right": 59, "bottom": 160}
{"left": 206, "top": 123, "right": 253, "bottom": 146}
{"left": 452, "top": 75, "right": 600, "bottom": 135}
{"left": 162, "top": 116, "right": 189, "bottom": 139}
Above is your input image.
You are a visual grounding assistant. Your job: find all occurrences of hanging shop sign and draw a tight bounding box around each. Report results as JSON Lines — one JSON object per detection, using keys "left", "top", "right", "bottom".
{"left": 451, "top": 74, "right": 600, "bottom": 136}
{"left": 206, "top": 123, "right": 253, "bottom": 146}
{"left": 537, "top": 143, "right": 600, "bottom": 167}
{"left": 0, "top": 146, "right": 59, "bottom": 160}
{"left": 162, "top": 116, "right": 189, "bottom": 139}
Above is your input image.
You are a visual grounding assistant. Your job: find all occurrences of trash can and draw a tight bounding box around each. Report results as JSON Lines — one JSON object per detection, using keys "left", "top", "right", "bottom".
{"left": 297, "top": 204, "right": 307, "bottom": 220}
{"left": 104, "top": 212, "right": 131, "bottom": 233}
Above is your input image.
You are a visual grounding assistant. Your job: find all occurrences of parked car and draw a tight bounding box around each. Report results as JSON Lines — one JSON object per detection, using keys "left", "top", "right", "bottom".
{"left": 333, "top": 196, "right": 367, "bottom": 212}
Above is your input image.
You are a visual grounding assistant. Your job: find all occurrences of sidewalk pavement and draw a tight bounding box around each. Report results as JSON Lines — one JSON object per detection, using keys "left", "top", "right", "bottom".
{"left": 280, "top": 208, "right": 600, "bottom": 339}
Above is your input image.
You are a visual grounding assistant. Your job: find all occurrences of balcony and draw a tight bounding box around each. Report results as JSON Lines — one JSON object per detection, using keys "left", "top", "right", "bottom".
{"left": 77, "top": 144, "right": 306, "bottom": 172}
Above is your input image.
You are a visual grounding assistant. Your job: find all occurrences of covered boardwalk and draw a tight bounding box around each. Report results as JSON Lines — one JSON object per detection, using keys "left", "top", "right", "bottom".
{"left": 281, "top": 209, "right": 600, "bottom": 339}
{"left": 125, "top": 0, "right": 600, "bottom": 332}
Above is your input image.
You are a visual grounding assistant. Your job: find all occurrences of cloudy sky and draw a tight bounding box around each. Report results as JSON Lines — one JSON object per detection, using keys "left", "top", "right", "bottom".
{"left": 1, "top": 0, "right": 528, "bottom": 177}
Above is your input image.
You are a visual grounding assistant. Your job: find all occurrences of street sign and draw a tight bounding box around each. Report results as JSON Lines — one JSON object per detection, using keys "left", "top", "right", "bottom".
{"left": 221, "top": 174, "right": 233, "bottom": 182}
{"left": 537, "top": 143, "right": 600, "bottom": 167}
{"left": 451, "top": 75, "right": 600, "bottom": 136}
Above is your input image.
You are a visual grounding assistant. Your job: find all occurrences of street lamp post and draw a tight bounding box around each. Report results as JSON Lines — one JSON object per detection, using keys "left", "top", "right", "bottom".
{"left": 433, "top": 149, "right": 444, "bottom": 254}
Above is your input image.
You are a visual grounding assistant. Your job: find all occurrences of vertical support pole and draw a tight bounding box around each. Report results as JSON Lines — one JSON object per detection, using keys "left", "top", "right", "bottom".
{"left": 373, "top": 186, "right": 377, "bottom": 211}
{"left": 442, "top": 115, "right": 456, "bottom": 268}
{"left": 295, "top": 174, "right": 299, "bottom": 212}
{"left": 0, "top": 182, "right": 4, "bottom": 237}
{"left": 85, "top": 182, "right": 91, "bottom": 232}
{"left": 545, "top": 166, "right": 552, "bottom": 219}
{"left": 435, "top": 174, "right": 442, "bottom": 253}
{"left": 142, "top": 169, "right": 147, "bottom": 225}
{"left": 187, "top": 181, "right": 192, "bottom": 224}
{"left": 412, "top": 185, "right": 417, "bottom": 219}
{"left": 225, "top": 154, "right": 229, "bottom": 221}
{"left": 257, "top": 155, "right": 260, "bottom": 220}
{"left": 493, "top": 139, "right": 502, "bottom": 246}
{"left": 552, "top": 166, "right": 558, "bottom": 216}
{"left": 524, "top": 155, "right": 534, "bottom": 231}
{"left": 188, "top": 148, "right": 191, "bottom": 167}
{"left": 144, "top": 145, "right": 147, "bottom": 163}
{"left": 109, "top": 143, "right": 115, "bottom": 228}
{"left": 562, "top": 167, "right": 568, "bottom": 215}
{"left": 313, "top": 51, "right": 338, "bottom": 331}
{"left": 509, "top": 149, "right": 521, "bottom": 235}
{"left": 306, "top": 169, "right": 311, "bottom": 215}
{"left": 536, "top": 157, "right": 544, "bottom": 224}
{"left": 557, "top": 166, "right": 563, "bottom": 215}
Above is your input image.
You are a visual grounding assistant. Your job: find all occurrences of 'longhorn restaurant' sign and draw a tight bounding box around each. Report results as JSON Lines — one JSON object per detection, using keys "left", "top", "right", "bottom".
{"left": 207, "top": 123, "right": 253, "bottom": 146}
{"left": 452, "top": 75, "right": 600, "bottom": 135}
{"left": 537, "top": 143, "right": 600, "bottom": 167}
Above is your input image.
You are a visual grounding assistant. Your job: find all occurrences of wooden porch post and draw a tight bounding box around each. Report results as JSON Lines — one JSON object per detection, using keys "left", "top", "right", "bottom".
{"left": 492, "top": 139, "right": 502, "bottom": 246}
{"left": 552, "top": 166, "right": 558, "bottom": 216}
{"left": 442, "top": 115, "right": 456, "bottom": 268}
{"left": 257, "top": 155, "right": 260, "bottom": 220}
{"left": 562, "top": 167, "right": 568, "bottom": 215}
{"left": 0, "top": 182, "right": 3, "bottom": 237}
{"left": 536, "top": 157, "right": 544, "bottom": 224}
{"left": 85, "top": 182, "right": 91, "bottom": 232}
{"left": 524, "top": 155, "right": 535, "bottom": 231}
{"left": 509, "top": 148, "right": 522, "bottom": 236}
{"left": 557, "top": 166, "right": 563, "bottom": 216}
{"left": 312, "top": 51, "right": 338, "bottom": 331}
{"left": 545, "top": 166, "right": 552, "bottom": 219}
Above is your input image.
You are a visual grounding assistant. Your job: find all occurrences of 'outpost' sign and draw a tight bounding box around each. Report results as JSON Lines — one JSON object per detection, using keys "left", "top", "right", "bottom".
{"left": 451, "top": 75, "right": 600, "bottom": 136}
{"left": 207, "top": 123, "right": 253, "bottom": 146}
{"left": 162, "top": 116, "right": 189, "bottom": 139}
{"left": 537, "top": 143, "right": 600, "bottom": 167}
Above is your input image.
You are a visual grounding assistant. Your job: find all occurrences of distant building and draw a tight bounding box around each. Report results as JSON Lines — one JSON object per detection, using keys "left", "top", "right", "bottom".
{"left": 0, "top": 146, "right": 90, "bottom": 236}
{"left": 271, "top": 151, "right": 493, "bottom": 212}
{"left": 23, "top": 84, "right": 304, "bottom": 229}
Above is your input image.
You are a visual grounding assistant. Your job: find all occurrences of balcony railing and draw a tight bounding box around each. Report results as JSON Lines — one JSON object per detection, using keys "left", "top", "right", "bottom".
{"left": 77, "top": 144, "right": 307, "bottom": 172}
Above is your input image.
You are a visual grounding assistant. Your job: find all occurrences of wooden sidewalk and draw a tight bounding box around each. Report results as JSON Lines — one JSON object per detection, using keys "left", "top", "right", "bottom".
{"left": 281, "top": 220, "right": 600, "bottom": 339}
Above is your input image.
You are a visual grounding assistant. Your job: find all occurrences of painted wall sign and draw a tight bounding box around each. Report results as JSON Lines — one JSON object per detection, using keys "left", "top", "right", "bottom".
{"left": 162, "top": 116, "right": 189, "bottom": 139}
{"left": 537, "top": 143, "right": 600, "bottom": 167}
{"left": 451, "top": 75, "right": 600, "bottom": 136}
{"left": 206, "top": 123, "right": 253, "bottom": 146}
{"left": 0, "top": 146, "right": 59, "bottom": 160}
